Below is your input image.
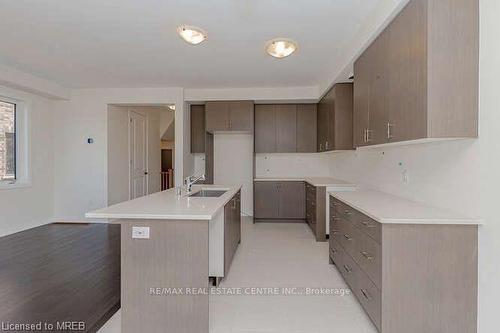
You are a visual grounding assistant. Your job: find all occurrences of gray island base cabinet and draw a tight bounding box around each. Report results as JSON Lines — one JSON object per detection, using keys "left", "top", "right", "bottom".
{"left": 87, "top": 187, "right": 242, "bottom": 333}
{"left": 329, "top": 195, "right": 478, "bottom": 333}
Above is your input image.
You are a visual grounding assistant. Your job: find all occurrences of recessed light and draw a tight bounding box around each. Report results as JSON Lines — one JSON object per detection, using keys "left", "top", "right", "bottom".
{"left": 266, "top": 38, "right": 298, "bottom": 58}
{"left": 177, "top": 25, "right": 207, "bottom": 45}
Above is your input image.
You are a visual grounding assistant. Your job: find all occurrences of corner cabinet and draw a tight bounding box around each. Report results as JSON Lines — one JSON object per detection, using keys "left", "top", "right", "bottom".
{"left": 205, "top": 101, "right": 254, "bottom": 133}
{"left": 317, "top": 83, "right": 354, "bottom": 152}
{"left": 353, "top": 0, "right": 479, "bottom": 147}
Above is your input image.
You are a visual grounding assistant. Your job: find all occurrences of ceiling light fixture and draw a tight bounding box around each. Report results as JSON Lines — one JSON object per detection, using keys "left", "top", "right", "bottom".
{"left": 177, "top": 25, "right": 207, "bottom": 45}
{"left": 266, "top": 38, "right": 298, "bottom": 59}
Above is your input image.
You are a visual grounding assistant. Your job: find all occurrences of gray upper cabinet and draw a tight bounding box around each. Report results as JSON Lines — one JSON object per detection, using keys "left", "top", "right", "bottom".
{"left": 205, "top": 101, "right": 230, "bottom": 132}
{"left": 205, "top": 101, "right": 254, "bottom": 133}
{"left": 190, "top": 105, "right": 205, "bottom": 153}
{"left": 318, "top": 83, "right": 354, "bottom": 151}
{"left": 254, "top": 104, "right": 317, "bottom": 153}
{"left": 254, "top": 105, "right": 277, "bottom": 153}
{"left": 275, "top": 105, "right": 297, "bottom": 153}
{"left": 296, "top": 104, "right": 317, "bottom": 153}
{"left": 229, "top": 101, "right": 254, "bottom": 132}
{"left": 353, "top": 0, "right": 478, "bottom": 147}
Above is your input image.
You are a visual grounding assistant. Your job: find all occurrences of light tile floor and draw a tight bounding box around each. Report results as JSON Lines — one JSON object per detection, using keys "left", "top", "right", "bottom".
{"left": 210, "top": 217, "right": 378, "bottom": 333}
{"left": 98, "top": 217, "right": 378, "bottom": 333}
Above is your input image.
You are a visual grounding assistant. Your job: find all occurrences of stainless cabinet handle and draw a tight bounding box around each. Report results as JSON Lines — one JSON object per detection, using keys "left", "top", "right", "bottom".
{"left": 360, "top": 251, "right": 374, "bottom": 260}
{"left": 344, "top": 210, "right": 352, "bottom": 216}
{"left": 343, "top": 264, "right": 352, "bottom": 273}
{"left": 331, "top": 230, "right": 340, "bottom": 235}
{"left": 360, "top": 288, "right": 372, "bottom": 300}
{"left": 387, "top": 122, "right": 394, "bottom": 140}
{"left": 331, "top": 216, "right": 340, "bottom": 221}
{"left": 325, "top": 141, "right": 329, "bottom": 150}
{"left": 366, "top": 129, "right": 373, "bottom": 142}
{"left": 343, "top": 234, "right": 353, "bottom": 241}
{"left": 360, "top": 221, "right": 376, "bottom": 228}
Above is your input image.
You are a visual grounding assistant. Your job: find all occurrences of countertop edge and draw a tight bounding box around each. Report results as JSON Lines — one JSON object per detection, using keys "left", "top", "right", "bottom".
{"left": 329, "top": 192, "right": 482, "bottom": 225}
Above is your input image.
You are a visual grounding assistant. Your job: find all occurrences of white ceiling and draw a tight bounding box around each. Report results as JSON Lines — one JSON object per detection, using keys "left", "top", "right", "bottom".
{"left": 0, "top": 0, "right": 379, "bottom": 89}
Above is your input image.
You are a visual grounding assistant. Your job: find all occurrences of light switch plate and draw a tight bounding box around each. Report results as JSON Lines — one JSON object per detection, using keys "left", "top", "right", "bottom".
{"left": 132, "top": 226, "right": 150, "bottom": 239}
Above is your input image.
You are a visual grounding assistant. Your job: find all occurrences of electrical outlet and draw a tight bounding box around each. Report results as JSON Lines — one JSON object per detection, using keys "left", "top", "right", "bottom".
{"left": 132, "top": 226, "right": 150, "bottom": 239}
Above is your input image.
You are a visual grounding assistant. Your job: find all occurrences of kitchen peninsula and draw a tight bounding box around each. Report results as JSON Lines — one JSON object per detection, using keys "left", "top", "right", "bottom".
{"left": 86, "top": 184, "right": 242, "bottom": 333}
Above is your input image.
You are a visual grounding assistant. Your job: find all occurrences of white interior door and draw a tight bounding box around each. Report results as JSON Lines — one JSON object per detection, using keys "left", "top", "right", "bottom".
{"left": 129, "top": 111, "right": 148, "bottom": 199}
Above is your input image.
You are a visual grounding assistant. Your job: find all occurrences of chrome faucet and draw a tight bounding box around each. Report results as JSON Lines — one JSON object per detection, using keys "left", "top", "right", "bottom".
{"left": 184, "top": 174, "right": 206, "bottom": 193}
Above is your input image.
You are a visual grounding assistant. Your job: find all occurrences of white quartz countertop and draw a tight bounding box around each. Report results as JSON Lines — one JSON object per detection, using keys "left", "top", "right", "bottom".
{"left": 85, "top": 185, "right": 242, "bottom": 220}
{"left": 330, "top": 189, "right": 481, "bottom": 225}
{"left": 254, "top": 176, "right": 356, "bottom": 188}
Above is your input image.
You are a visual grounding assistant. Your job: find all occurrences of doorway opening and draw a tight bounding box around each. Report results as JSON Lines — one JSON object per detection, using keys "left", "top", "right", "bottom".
{"left": 107, "top": 104, "right": 175, "bottom": 205}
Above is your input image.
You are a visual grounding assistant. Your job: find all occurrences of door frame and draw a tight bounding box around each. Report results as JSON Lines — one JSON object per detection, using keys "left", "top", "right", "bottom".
{"left": 128, "top": 110, "right": 149, "bottom": 199}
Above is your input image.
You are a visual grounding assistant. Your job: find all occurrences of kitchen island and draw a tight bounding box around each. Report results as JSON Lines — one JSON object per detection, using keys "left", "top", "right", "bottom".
{"left": 86, "top": 184, "right": 242, "bottom": 333}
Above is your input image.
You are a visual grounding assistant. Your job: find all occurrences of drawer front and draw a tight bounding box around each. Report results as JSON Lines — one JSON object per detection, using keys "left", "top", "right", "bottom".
{"left": 353, "top": 230, "right": 382, "bottom": 288}
{"left": 338, "top": 246, "right": 360, "bottom": 289}
{"left": 331, "top": 197, "right": 381, "bottom": 244}
{"left": 353, "top": 212, "right": 381, "bottom": 244}
{"left": 329, "top": 240, "right": 343, "bottom": 266}
{"left": 335, "top": 216, "right": 381, "bottom": 289}
{"left": 354, "top": 267, "right": 382, "bottom": 331}
{"left": 337, "top": 218, "right": 359, "bottom": 258}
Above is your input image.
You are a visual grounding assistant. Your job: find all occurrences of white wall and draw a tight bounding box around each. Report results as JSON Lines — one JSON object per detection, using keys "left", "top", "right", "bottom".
{"left": 214, "top": 133, "right": 253, "bottom": 216}
{"left": 477, "top": 0, "right": 500, "bottom": 331}
{"left": 0, "top": 85, "right": 54, "bottom": 236}
{"left": 255, "top": 153, "right": 332, "bottom": 178}
{"left": 107, "top": 105, "right": 129, "bottom": 205}
{"left": 52, "top": 88, "right": 185, "bottom": 221}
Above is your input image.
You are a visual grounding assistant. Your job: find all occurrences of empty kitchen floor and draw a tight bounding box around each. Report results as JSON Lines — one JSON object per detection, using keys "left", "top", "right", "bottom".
{"left": 99, "top": 217, "right": 378, "bottom": 333}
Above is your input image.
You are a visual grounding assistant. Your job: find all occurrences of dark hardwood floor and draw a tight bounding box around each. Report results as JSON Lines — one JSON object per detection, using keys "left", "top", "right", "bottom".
{"left": 0, "top": 223, "right": 120, "bottom": 333}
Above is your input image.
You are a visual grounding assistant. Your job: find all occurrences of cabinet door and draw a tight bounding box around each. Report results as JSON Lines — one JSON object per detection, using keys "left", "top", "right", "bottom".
{"left": 229, "top": 101, "right": 254, "bottom": 132}
{"left": 296, "top": 104, "right": 317, "bottom": 152}
{"left": 388, "top": 0, "right": 427, "bottom": 142}
{"left": 276, "top": 105, "right": 297, "bottom": 153}
{"left": 278, "top": 182, "right": 305, "bottom": 219}
{"left": 254, "top": 105, "right": 276, "bottom": 153}
{"left": 353, "top": 51, "right": 371, "bottom": 147}
{"left": 254, "top": 182, "right": 279, "bottom": 219}
{"left": 190, "top": 105, "right": 205, "bottom": 153}
{"left": 368, "top": 29, "right": 391, "bottom": 145}
{"left": 205, "top": 102, "right": 229, "bottom": 132}
{"left": 333, "top": 84, "right": 354, "bottom": 150}
{"left": 325, "top": 89, "right": 336, "bottom": 151}
{"left": 317, "top": 100, "right": 328, "bottom": 151}
{"left": 224, "top": 198, "right": 234, "bottom": 275}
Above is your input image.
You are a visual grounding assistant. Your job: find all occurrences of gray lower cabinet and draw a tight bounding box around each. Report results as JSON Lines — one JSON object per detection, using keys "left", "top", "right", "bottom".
{"left": 224, "top": 191, "right": 241, "bottom": 277}
{"left": 305, "top": 183, "right": 327, "bottom": 242}
{"left": 254, "top": 181, "right": 305, "bottom": 221}
{"left": 329, "top": 196, "right": 478, "bottom": 333}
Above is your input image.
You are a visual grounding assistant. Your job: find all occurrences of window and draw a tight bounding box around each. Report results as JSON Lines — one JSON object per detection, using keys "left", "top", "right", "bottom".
{"left": 0, "top": 100, "right": 16, "bottom": 182}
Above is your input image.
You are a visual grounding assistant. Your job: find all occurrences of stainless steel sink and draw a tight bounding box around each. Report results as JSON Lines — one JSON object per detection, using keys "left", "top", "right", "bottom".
{"left": 189, "top": 189, "right": 227, "bottom": 198}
